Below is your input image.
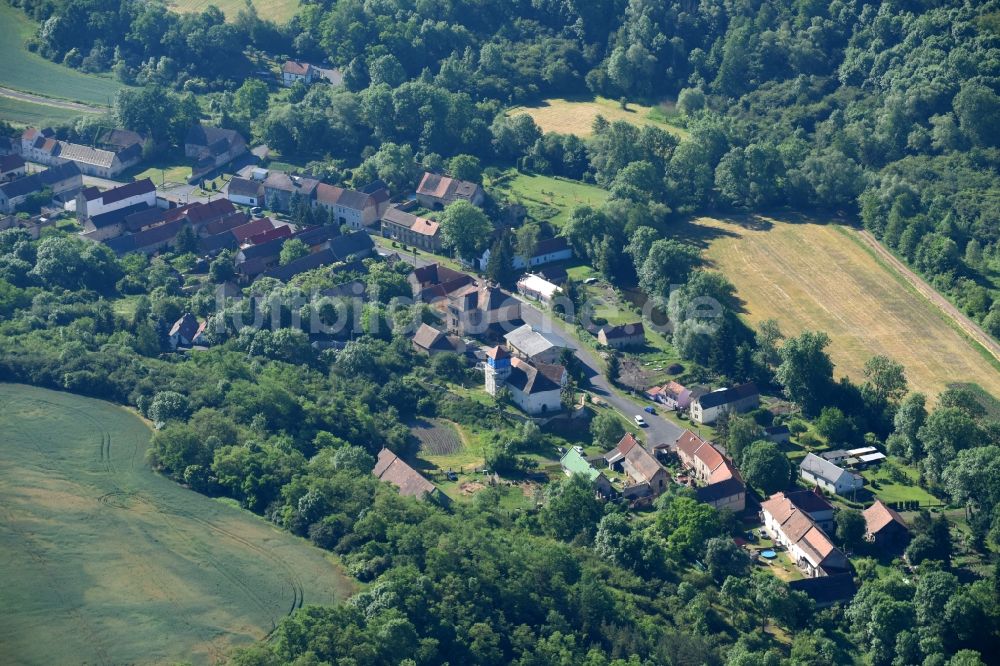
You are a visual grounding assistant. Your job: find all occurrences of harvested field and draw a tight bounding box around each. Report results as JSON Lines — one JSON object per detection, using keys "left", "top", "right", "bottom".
{"left": 409, "top": 418, "right": 462, "bottom": 456}
{"left": 167, "top": 0, "right": 299, "bottom": 23}
{"left": 691, "top": 216, "right": 1000, "bottom": 400}
{"left": 506, "top": 96, "right": 686, "bottom": 138}
{"left": 0, "top": 384, "right": 354, "bottom": 666}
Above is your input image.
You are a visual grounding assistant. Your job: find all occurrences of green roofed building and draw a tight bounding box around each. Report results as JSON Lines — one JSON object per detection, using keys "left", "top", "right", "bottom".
{"left": 559, "top": 449, "right": 614, "bottom": 497}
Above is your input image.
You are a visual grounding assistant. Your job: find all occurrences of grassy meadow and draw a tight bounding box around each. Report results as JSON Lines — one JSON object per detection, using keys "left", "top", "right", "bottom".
{"left": 688, "top": 216, "right": 1000, "bottom": 400}
{"left": 506, "top": 96, "right": 687, "bottom": 139}
{"left": 0, "top": 3, "right": 122, "bottom": 105}
{"left": 0, "top": 383, "right": 354, "bottom": 666}
{"left": 488, "top": 169, "right": 609, "bottom": 228}
{"left": 0, "top": 94, "right": 97, "bottom": 126}
{"left": 167, "top": 0, "right": 300, "bottom": 23}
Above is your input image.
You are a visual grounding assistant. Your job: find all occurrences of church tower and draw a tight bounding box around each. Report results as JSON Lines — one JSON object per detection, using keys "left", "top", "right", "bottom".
{"left": 485, "top": 345, "right": 511, "bottom": 396}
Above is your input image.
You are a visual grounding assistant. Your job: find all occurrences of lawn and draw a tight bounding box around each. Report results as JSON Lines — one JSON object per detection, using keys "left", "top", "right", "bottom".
{"left": 0, "top": 95, "right": 98, "bottom": 126}
{"left": 0, "top": 383, "right": 354, "bottom": 666}
{"left": 861, "top": 463, "right": 940, "bottom": 507}
{"left": 488, "top": 169, "right": 609, "bottom": 228}
{"left": 506, "top": 95, "right": 687, "bottom": 139}
{"left": 167, "top": 0, "right": 299, "bottom": 22}
{"left": 0, "top": 3, "right": 123, "bottom": 105}
{"left": 688, "top": 215, "right": 1000, "bottom": 401}
{"left": 131, "top": 161, "right": 193, "bottom": 187}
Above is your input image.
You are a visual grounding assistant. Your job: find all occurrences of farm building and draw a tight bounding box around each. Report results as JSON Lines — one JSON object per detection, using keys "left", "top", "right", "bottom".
{"left": 411, "top": 323, "right": 464, "bottom": 355}
{"left": 21, "top": 127, "right": 142, "bottom": 178}
{"left": 314, "top": 183, "right": 384, "bottom": 230}
{"left": 689, "top": 383, "right": 759, "bottom": 425}
{"left": 863, "top": 500, "right": 910, "bottom": 551}
{"left": 0, "top": 154, "right": 26, "bottom": 182}
{"left": 646, "top": 381, "right": 694, "bottom": 410}
{"left": 227, "top": 177, "right": 263, "bottom": 206}
{"left": 76, "top": 178, "right": 156, "bottom": 222}
{"left": 517, "top": 273, "right": 562, "bottom": 304}
{"left": 604, "top": 433, "right": 669, "bottom": 499}
{"left": 373, "top": 448, "right": 439, "bottom": 501}
{"left": 504, "top": 323, "right": 570, "bottom": 365}
{"left": 382, "top": 206, "right": 442, "bottom": 251}
{"left": 559, "top": 448, "right": 613, "bottom": 497}
{"left": 445, "top": 282, "right": 521, "bottom": 336}
{"left": 261, "top": 172, "right": 320, "bottom": 212}
{"left": 409, "top": 263, "right": 475, "bottom": 302}
{"left": 416, "top": 171, "right": 485, "bottom": 209}
{"left": 760, "top": 491, "right": 850, "bottom": 578}
{"left": 799, "top": 453, "right": 864, "bottom": 496}
{"left": 0, "top": 162, "right": 83, "bottom": 214}
{"left": 185, "top": 124, "right": 247, "bottom": 173}
{"left": 597, "top": 322, "right": 645, "bottom": 349}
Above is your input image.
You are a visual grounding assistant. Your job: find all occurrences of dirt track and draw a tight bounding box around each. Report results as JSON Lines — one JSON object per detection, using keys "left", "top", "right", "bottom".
{"left": 856, "top": 230, "right": 1000, "bottom": 364}
{"left": 0, "top": 85, "right": 105, "bottom": 113}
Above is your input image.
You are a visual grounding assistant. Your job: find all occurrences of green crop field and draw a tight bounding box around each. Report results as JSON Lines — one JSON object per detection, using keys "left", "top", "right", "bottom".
{"left": 0, "top": 383, "right": 355, "bottom": 666}
{"left": 167, "top": 0, "right": 300, "bottom": 23}
{"left": 506, "top": 96, "right": 687, "bottom": 139}
{"left": 488, "top": 169, "right": 609, "bottom": 228}
{"left": 0, "top": 95, "right": 96, "bottom": 126}
{"left": 0, "top": 3, "right": 123, "bottom": 106}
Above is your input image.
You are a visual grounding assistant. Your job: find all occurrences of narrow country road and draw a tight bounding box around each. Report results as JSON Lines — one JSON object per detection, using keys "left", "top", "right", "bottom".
{"left": 856, "top": 230, "right": 1000, "bottom": 364}
{"left": 378, "top": 239, "right": 686, "bottom": 448}
{"left": 0, "top": 86, "right": 106, "bottom": 114}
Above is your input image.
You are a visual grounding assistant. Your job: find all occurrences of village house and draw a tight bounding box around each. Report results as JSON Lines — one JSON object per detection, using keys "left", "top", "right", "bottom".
{"left": 0, "top": 154, "right": 26, "bottom": 182}
{"left": 21, "top": 127, "right": 142, "bottom": 178}
{"left": 184, "top": 124, "right": 247, "bottom": 173}
{"left": 760, "top": 491, "right": 851, "bottom": 578}
{"left": 411, "top": 323, "right": 464, "bottom": 355}
{"left": 604, "top": 433, "right": 669, "bottom": 499}
{"left": 227, "top": 177, "right": 263, "bottom": 206}
{"left": 373, "top": 448, "right": 440, "bottom": 501}
{"left": 254, "top": 230, "right": 374, "bottom": 282}
{"left": 261, "top": 172, "right": 320, "bottom": 212}
{"left": 799, "top": 453, "right": 864, "bottom": 496}
{"left": 381, "top": 206, "right": 442, "bottom": 251}
{"left": 784, "top": 489, "right": 836, "bottom": 532}
{"left": 168, "top": 313, "right": 208, "bottom": 350}
{"left": 76, "top": 178, "right": 157, "bottom": 222}
{"left": 282, "top": 60, "right": 315, "bottom": 86}
{"left": 504, "top": 323, "right": 570, "bottom": 365}
{"left": 674, "top": 430, "right": 746, "bottom": 512}
{"left": 105, "top": 218, "right": 188, "bottom": 256}
{"left": 479, "top": 235, "right": 574, "bottom": 271}
{"left": 646, "top": 380, "right": 695, "bottom": 411}
{"left": 764, "top": 425, "right": 792, "bottom": 444}
{"left": 517, "top": 273, "right": 562, "bottom": 304}
{"left": 484, "top": 345, "right": 566, "bottom": 415}
{"left": 689, "top": 382, "right": 760, "bottom": 425}
{"left": 863, "top": 499, "right": 910, "bottom": 551}
{"left": 597, "top": 322, "right": 645, "bottom": 349}
{"left": 315, "top": 183, "right": 384, "bottom": 230}
{"left": 560, "top": 448, "right": 614, "bottom": 497}
{"left": 0, "top": 162, "right": 83, "bottom": 214}
{"left": 415, "top": 171, "right": 485, "bottom": 209}
{"left": 445, "top": 282, "right": 521, "bottom": 337}
{"left": 409, "top": 263, "right": 475, "bottom": 302}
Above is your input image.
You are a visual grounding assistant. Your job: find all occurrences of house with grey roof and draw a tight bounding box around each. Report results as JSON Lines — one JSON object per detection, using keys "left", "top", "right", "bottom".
{"left": 504, "top": 323, "right": 570, "bottom": 365}
{"left": 799, "top": 453, "right": 864, "bottom": 496}
{"left": 690, "top": 382, "right": 759, "bottom": 425}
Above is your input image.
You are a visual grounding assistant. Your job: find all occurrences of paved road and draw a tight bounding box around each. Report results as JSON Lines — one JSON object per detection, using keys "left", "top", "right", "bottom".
{"left": 377, "top": 240, "right": 686, "bottom": 448}
{"left": 857, "top": 230, "right": 1000, "bottom": 364}
{"left": 0, "top": 86, "right": 106, "bottom": 113}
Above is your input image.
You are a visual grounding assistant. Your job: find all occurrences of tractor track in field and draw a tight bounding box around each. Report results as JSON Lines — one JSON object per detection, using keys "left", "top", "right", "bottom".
{"left": 0, "top": 85, "right": 106, "bottom": 113}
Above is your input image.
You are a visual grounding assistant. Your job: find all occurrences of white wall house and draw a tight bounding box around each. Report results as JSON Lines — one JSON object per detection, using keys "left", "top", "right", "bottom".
{"left": 761, "top": 492, "right": 850, "bottom": 578}
{"left": 76, "top": 179, "right": 156, "bottom": 221}
{"left": 690, "top": 383, "right": 759, "bottom": 425}
{"left": 799, "top": 453, "right": 864, "bottom": 496}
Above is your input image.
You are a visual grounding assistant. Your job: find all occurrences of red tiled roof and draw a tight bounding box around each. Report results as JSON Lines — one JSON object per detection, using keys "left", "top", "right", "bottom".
{"left": 863, "top": 499, "right": 908, "bottom": 535}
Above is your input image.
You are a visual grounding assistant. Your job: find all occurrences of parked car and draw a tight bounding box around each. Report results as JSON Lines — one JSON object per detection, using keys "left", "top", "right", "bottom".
{"left": 445, "top": 471, "right": 458, "bottom": 481}
{"left": 634, "top": 415, "right": 647, "bottom": 427}
{"left": 644, "top": 406, "right": 656, "bottom": 415}
{"left": 573, "top": 445, "right": 585, "bottom": 454}
{"left": 250, "top": 206, "right": 264, "bottom": 217}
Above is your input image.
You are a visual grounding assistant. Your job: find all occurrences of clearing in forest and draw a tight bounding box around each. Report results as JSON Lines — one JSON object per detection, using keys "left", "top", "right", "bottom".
{"left": 0, "top": 383, "right": 354, "bottom": 666}
{"left": 167, "top": 0, "right": 300, "bottom": 23}
{"left": 489, "top": 169, "right": 609, "bottom": 228}
{"left": 506, "top": 95, "right": 687, "bottom": 138}
{"left": 690, "top": 216, "right": 1000, "bottom": 401}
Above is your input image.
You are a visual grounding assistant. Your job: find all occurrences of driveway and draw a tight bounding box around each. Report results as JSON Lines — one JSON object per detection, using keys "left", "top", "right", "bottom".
{"left": 377, "top": 240, "right": 686, "bottom": 448}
